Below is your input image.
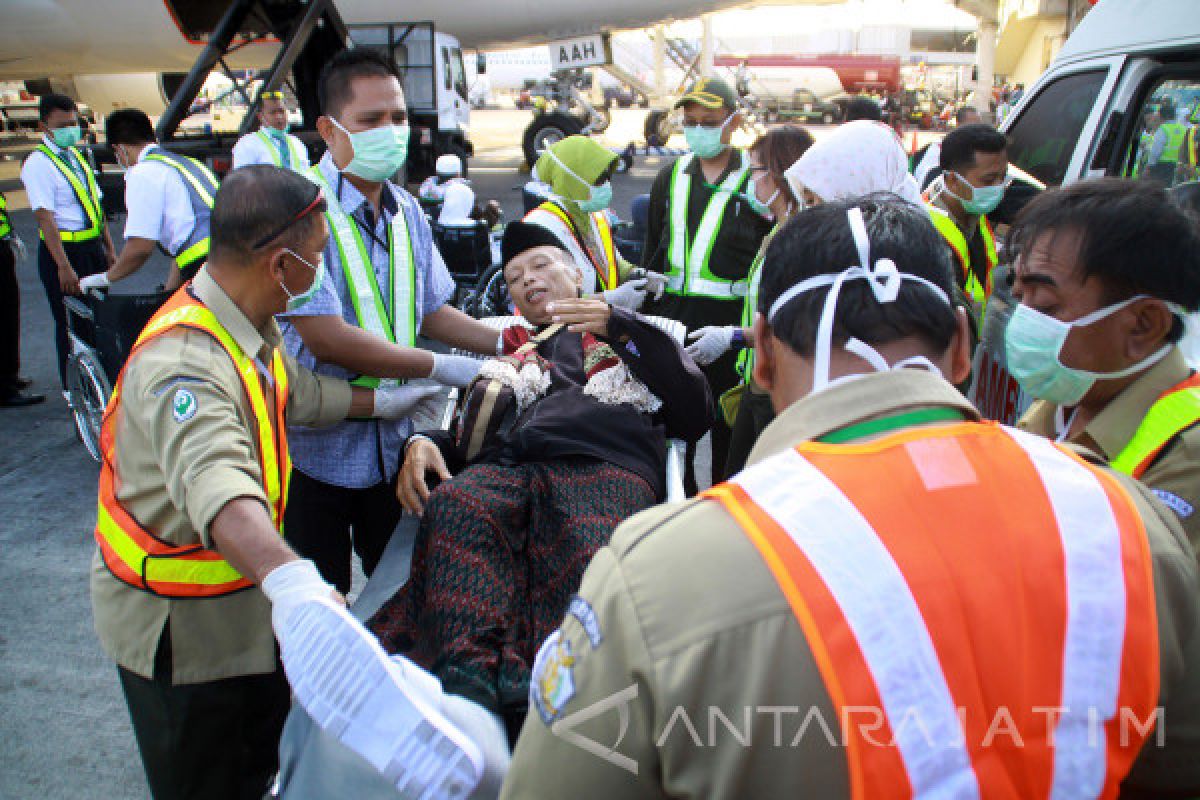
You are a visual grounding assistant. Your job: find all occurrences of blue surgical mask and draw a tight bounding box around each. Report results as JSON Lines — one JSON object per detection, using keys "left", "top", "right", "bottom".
{"left": 280, "top": 249, "right": 325, "bottom": 312}
{"left": 578, "top": 182, "right": 613, "bottom": 213}
{"left": 267, "top": 122, "right": 291, "bottom": 137}
{"left": 331, "top": 117, "right": 409, "bottom": 183}
{"left": 52, "top": 125, "right": 82, "bottom": 149}
{"left": 683, "top": 113, "right": 734, "bottom": 159}
{"left": 1005, "top": 296, "right": 1174, "bottom": 406}
{"left": 745, "top": 175, "right": 777, "bottom": 220}
{"left": 945, "top": 171, "right": 1009, "bottom": 216}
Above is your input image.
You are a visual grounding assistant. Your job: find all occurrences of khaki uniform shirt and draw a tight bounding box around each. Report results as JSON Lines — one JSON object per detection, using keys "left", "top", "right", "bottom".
{"left": 502, "top": 370, "right": 1200, "bottom": 799}
{"left": 90, "top": 267, "right": 351, "bottom": 685}
{"left": 1020, "top": 347, "right": 1200, "bottom": 562}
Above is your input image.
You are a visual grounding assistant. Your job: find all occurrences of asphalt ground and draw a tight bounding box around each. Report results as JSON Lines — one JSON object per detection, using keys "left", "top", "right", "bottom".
{"left": 0, "top": 109, "right": 941, "bottom": 798}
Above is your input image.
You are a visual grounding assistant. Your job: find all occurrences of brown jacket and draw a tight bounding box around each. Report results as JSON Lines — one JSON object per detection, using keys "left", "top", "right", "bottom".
{"left": 502, "top": 370, "right": 1200, "bottom": 799}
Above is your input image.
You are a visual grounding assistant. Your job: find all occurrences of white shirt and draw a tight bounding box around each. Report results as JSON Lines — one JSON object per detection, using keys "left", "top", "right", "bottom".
{"left": 231, "top": 130, "right": 310, "bottom": 172}
{"left": 912, "top": 142, "right": 942, "bottom": 190}
{"left": 122, "top": 146, "right": 199, "bottom": 254}
{"left": 19, "top": 135, "right": 96, "bottom": 231}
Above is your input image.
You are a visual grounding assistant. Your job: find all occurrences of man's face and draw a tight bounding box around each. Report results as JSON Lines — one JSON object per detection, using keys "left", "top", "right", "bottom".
{"left": 955, "top": 148, "right": 1008, "bottom": 191}
{"left": 503, "top": 246, "right": 582, "bottom": 325}
{"left": 272, "top": 215, "right": 330, "bottom": 313}
{"left": 259, "top": 97, "right": 289, "bottom": 132}
{"left": 1011, "top": 228, "right": 1136, "bottom": 376}
{"left": 319, "top": 74, "right": 407, "bottom": 169}
{"left": 682, "top": 102, "right": 736, "bottom": 143}
{"left": 42, "top": 108, "right": 78, "bottom": 134}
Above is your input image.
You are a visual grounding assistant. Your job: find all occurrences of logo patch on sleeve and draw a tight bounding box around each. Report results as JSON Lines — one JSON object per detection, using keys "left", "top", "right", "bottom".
{"left": 1152, "top": 488, "right": 1194, "bottom": 519}
{"left": 568, "top": 595, "right": 604, "bottom": 648}
{"left": 172, "top": 388, "right": 198, "bottom": 423}
{"left": 531, "top": 630, "right": 576, "bottom": 725}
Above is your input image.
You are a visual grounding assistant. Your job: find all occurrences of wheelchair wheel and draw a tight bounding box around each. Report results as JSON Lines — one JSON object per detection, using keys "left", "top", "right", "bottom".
{"left": 67, "top": 347, "right": 112, "bottom": 462}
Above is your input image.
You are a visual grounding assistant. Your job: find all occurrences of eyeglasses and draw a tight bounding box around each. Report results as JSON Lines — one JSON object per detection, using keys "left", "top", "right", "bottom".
{"left": 253, "top": 189, "right": 326, "bottom": 250}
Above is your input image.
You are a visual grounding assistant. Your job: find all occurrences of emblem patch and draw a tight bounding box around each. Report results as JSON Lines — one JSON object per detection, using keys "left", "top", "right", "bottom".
{"left": 531, "top": 630, "right": 577, "bottom": 724}
{"left": 1152, "top": 488, "right": 1195, "bottom": 519}
{"left": 172, "top": 388, "right": 198, "bottom": 423}
{"left": 568, "top": 595, "right": 603, "bottom": 648}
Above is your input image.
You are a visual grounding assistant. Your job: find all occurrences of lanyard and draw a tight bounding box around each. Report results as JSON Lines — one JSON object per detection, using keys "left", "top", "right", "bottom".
{"left": 817, "top": 407, "right": 966, "bottom": 444}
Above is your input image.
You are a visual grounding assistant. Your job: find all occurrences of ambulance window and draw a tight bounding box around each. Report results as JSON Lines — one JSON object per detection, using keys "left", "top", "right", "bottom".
{"left": 1005, "top": 69, "right": 1105, "bottom": 187}
{"left": 1122, "top": 78, "right": 1200, "bottom": 187}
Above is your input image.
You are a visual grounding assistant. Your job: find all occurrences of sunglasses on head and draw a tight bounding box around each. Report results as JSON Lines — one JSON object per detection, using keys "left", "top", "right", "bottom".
{"left": 253, "top": 189, "right": 326, "bottom": 250}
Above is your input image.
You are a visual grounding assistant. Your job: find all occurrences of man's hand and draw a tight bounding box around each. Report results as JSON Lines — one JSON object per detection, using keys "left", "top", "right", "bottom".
{"left": 601, "top": 279, "right": 648, "bottom": 310}
{"left": 548, "top": 297, "right": 612, "bottom": 336}
{"left": 397, "top": 437, "right": 451, "bottom": 516}
{"left": 685, "top": 326, "right": 737, "bottom": 366}
{"left": 58, "top": 264, "right": 80, "bottom": 295}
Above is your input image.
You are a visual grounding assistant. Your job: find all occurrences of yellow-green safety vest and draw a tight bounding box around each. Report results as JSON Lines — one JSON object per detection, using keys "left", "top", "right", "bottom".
{"left": 0, "top": 192, "right": 11, "bottom": 239}
{"left": 665, "top": 151, "right": 752, "bottom": 301}
{"left": 1158, "top": 122, "right": 1187, "bottom": 165}
{"left": 736, "top": 225, "right": 779, "bottom": 384}
{"left": 35, "top": 143, "right": 104, "bottom": 242}
{"left": 308, "top": 166, "right": 416, "bottom": 389}
{"left": 1110, "top": 374, "right": 1200, "bottom": 479}
{"left": 255, "top": 130, "right": 308, "bottom": 172}
{"left": 143, "top": 147, "right": 218, "bottom": 269}
{"left": 926, "top": 205, "right": 995, "bottom": 309}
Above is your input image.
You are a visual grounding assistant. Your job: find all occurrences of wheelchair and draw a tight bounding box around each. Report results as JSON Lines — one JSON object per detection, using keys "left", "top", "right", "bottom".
{"left": 63, "top": 289, "right": 171, "bottom": 461}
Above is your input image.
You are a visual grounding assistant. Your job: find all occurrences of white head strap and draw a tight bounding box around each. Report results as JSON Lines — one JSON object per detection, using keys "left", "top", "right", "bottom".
{"left": 766, "top": 206, "right": 954, "bottom": 393}
{"left": 546, "top": 148, "right": 601, "bottom": 196}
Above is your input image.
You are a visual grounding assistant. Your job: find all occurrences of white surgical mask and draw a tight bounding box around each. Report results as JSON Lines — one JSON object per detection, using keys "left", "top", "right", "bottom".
{"left": 1005, "top": 296, "right": 1179, "bottom": 406}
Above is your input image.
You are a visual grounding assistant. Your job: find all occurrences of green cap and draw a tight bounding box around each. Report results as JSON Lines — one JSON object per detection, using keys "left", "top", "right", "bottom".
{"left": 675, "top": 77, "right": 738, "bottom": 111}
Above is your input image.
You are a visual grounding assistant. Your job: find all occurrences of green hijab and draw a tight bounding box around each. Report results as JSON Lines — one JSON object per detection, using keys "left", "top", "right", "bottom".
{"left": 533, "top": 135, "right": 617, "bottom": 204}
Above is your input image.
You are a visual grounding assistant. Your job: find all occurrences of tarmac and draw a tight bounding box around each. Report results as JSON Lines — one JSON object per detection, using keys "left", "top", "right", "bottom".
{"left": 0, "top": 109, "right": 940, "bottom": 798}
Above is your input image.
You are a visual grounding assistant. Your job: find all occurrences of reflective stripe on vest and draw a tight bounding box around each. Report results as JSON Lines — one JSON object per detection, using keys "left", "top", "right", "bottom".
{"left": 255, "top": 130, "right": 307, "bottom": 172}
{"left": 533, "top": 201, "right": 618, "bottom": 291}
{"left": 736, "top": 226, "right": 777, "bottom": 383}
{"left": 1110, "top": 373, "right": 1200, "bottom": 479}
{"left": 666, "top": 152, "right": 751, "bottom": 300}
{"left": 926, "top": 204, "right": 995, "bottom": 308}
{"left": 0, "top": 193, "right": 11, "bottom": 239}
{"left": 35, "top": 144, "right": 103, "bottom": 242}
{"left": 144, "top": 148, "right": 218, "bottom": 269}
{"left": 704, "top": 422, "right": 1158, "bottom": 799}
{"left": 308, "top": 167, "right": 416, "bottom": 388}
{"left": 94, "top": 287, "right": 291, "bottom": 597}
{"left": 1185, "top": 126, "right": 1200, "bottom": 168}
{"left": 1159, "top": 123, "right": 1186, "bottom": 164}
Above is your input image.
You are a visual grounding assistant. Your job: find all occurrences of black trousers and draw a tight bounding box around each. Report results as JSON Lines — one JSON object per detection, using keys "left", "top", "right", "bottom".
{"left": 117, "top": 626, "right": 290, "bottom": 800}
{"left": 0, "top": 240, "right": 19, "bottom": 389}
{"left": 725, "top": 386, "right": 776, "bottom": 477}
{"left": 37, "top": 238, "right": 106, "bottom": 388}
{"left": 283, "top": 468, "right": 403, "bottom": 595}
{"left": 684, "top": 348, "right": 738, "bottom": 495}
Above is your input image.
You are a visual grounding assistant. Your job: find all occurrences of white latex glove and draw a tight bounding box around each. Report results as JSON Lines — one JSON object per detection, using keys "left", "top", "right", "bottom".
{"left": 78, "top": 272, "right": 111, "bottom": 294}
{"left": 429, "top": 353, "right": 483, "bottom": 389}
{"left": 262, "top": 559, "right": 336, "bottom": 632}
{"left": 374, "top": 380, "right": 445, "bottom": 420}
{"left": 639, "top": 270, "right": 668, "bottom": 301}
{"left": 685, "top": 325, "right": 737, "bottom": 366}
{"left": 601, "top": 278, "right": 648, "bottom": 310}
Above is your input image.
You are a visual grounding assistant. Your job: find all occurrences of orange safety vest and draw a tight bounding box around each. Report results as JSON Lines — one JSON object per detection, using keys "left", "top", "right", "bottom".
{"left": 529, "top": 201, "right": 618, "bottom": 291}
{"left": 705, "top": 421, "right": 1159, "bottom": 799}
{"left": 94, "top": 285, "right": 291, "bottom": 597}
{"left": 1110, "top": 373, "right": 1200, "bottom": 479}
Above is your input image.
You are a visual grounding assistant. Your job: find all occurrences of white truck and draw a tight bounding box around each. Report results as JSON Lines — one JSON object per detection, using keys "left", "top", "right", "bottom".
{"left": 970, "top": 0, "right": 1200, "bottom": 424}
